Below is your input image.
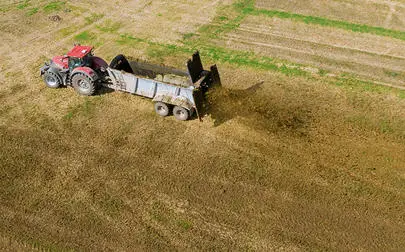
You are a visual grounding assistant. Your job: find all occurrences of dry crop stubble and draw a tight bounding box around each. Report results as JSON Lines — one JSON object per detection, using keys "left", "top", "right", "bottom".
{"left": 2, "top": 59, "right": 405, "bottom": 250}
{"left": 255, "top": 0, "right": 405, "bottom": 31}
{"left": 74, "top": 0, "right": 232, "bottom": 44}
{"left": 1, "top": 0, "right": 405, "bottom": 250}
{"left": 217, "top": 15, "right": 405, "bottom": 87}
{"left": 4, "top": 54, "right": 405, "bottom": 249}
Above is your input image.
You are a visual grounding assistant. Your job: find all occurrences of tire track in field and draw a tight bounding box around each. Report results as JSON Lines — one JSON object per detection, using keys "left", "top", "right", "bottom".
{"left": 218, "top": 17, "right": 405, "bottom": 86}
{"left": 255, "top": 0, "right": 405, "bottom": 31}
{"left": 234, "top": 28, "right": 405, "bottom": 69}
{"left": 225, "top": 30, "right": 405, "bottom": 73}
{"left": 235, "top": 23, "right": 405, "bottom": 59}
{"left": 366, "top": 0, "right": 405, "bottom": 9}
{"left": 223, "top": 35, "right": 403, "bottom": 85}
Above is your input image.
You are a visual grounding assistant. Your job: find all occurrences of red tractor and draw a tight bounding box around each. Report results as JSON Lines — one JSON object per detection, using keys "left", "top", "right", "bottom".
{"left": 40, "top": 45, "right": 108, "bottom": 95}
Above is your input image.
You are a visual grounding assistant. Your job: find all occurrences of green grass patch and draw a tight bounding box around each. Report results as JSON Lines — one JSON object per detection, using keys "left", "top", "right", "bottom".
{"left": 333, "top": 77, "right": 405, "bottom": 99}
{"left": 74, "top": 31, "right": 96, "bottom": 42}
{"left": 278, "top": 64, "right": 308, "bottom": 77}
{"left": 96, "top": 19, "right": 121, "bottom": 33}
{"left": 177, "top": 219, "right": 192, "bottom": 230}
{"left": 43, "top": 1, "right": 65, "bottom": 13}
{"left": 26, "top": 7, "right": 38, "bottom": 16}
{"left": 85, "top": 13, "right": 104, "bottom": 24}
{"left": 116, "top": 34, "right": 148, "bottom": 45}
{"left": 64, "top": 97, "right": 101, "bottom": 120}
{"left": 252, "top": 8, "right": 405, "bottom": 41}
{"left": 182, "top": 33, "right": 196, "bottom": 40}
{"left": 379, "top": 120, "right": 394, "bottom": 134}
{"left": 64, "top": 3, "right": 87, "bottom": 14}
{"left": 148, "top": 43, "right": 192, "bottom": 59}
{"left": 233, "top": 0, "right": 255, "bottom": 14}
{"left": 64, "top": 111, "right": 74, "bottom": 120}
{"left": 346, "top": 114, "right": 404, "bottom": 138}
{"left": 17, "top": 0, "right": 30, "bottom": 10}
{"left": 384, "top": 70, "right": 400, "bottom": 78}
{"left": 146, "top": 45, "right": 175, "bottom": 60}
{"left": 318, "top": 69, "right": 329, "bottom": 77}
{"left": 71, "top": 30, "right": 103, "bottom": 46}
{"left": 58, "top": 25, "right": 81, "bottom": 37}
{"left": 195, "top": 0, "right": 254, "bottom": 41}
{"left": 198, "top": 46, "right": 309, "bottom": 77}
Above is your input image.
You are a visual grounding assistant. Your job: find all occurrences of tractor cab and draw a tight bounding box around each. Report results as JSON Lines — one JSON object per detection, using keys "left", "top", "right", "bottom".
{"left": 66, "top": 45, "right": 93, "bottom": 71}
{"left": 49, "top": 45, "right": 93, "bottom": 70}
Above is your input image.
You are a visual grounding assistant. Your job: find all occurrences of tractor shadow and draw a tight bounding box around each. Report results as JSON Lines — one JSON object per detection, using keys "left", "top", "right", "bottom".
{"left": 204, "top": 82, "right": 312, "bottom": 136}
{"left": 95, "top": 85, "right": 115, "bottom": 96}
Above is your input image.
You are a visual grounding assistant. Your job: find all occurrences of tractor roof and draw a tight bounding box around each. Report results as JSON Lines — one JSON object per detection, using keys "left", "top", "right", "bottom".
{"left": 67, "top": 45, "right": 93, "bottom": 58}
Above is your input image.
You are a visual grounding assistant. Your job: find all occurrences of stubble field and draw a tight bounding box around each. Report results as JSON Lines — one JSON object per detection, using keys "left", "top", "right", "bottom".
{"left": 1, "top": 0, "right": 405, "bottom": 250}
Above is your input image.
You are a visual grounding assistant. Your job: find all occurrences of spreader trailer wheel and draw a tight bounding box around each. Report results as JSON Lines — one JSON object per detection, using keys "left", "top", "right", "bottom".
{"left": 173, "top": 106, "right": 189, "bottom": 121}
{"left": 154, "top": 102, "right": 170, "bottom": 117}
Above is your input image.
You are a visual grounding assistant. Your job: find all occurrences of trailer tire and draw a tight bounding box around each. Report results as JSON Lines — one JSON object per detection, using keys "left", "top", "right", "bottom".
{"left": 154, "top": 102, "right": 170, "bottom": 117}
{"left": 43, "top": 71, "right": 62, "bottom": 88}
{"left": 173, "top": 106, "right": 189, "bottom": 121}
{"left": 71, "top": 73, "right": 95, "bottom": 96}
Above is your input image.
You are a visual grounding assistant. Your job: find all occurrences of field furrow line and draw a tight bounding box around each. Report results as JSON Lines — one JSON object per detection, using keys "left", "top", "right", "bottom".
{"left": 236, "top": 26, "right": 405, "bottom": 60}
{"left": 224, "top": 32, "right": 405, "bottom": 73}
{"left": 255, "top": 0, "right": 405, "bottom": 31}
{"left": 221, "top": 36, "right": 405, "bottom": 86}
{"left": 365, "top": 0, "right": 405, "bottom": 9}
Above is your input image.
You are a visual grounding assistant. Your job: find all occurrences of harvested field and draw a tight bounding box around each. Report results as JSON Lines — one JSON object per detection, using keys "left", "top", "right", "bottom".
{"left": 1, "top": 0, "right": 405, "bottom": 251}
{"left": 256, "top": 0, "right": 405, "bottom": 31}
{"left": 2, "top": 65, "right": 405, "bottom": 250}
{"left": 218, "top": 16, "right": 405, "bottom": 87}
{"left": 74, "top": 0, "right": 233, "bottom": 44}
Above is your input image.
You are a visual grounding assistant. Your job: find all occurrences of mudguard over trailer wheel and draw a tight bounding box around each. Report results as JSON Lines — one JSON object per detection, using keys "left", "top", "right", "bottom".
{"left": 43, "top": 71, "right": 62, "bottom": 88}
{"left": 71, "top": 73, "right": 96, "bottom": 96}
{"left": 154, "top": 102, "right": 170, "bottom": 117}
{"left": 173, "top": 106, "right": 189, "bottom": 121}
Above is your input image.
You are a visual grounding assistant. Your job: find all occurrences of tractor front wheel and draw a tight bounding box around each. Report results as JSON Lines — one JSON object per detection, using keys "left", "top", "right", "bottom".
{"left": 43, "top": 71, "right": 62, "bottom": 88}
{"left": 71, "top": 73, "right": 95, "bottom": 96}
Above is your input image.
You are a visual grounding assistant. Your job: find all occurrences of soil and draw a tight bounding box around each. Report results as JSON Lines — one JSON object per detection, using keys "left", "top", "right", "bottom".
{"left": 1, "top": 1, "right": 405, "bottom": 251}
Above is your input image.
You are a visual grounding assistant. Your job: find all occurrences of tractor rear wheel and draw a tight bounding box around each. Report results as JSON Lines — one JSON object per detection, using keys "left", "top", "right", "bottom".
{"left": 43, "top": 71, "right": 62, "bottom": 88}
{"left": 154, "top": 102, "right": 170, "bottom": 117}
{"left": 173, "top": 106, "right": 189, "bottom": 121}
{"left": 71, "top": 73, "right": 95, "bottom": 96}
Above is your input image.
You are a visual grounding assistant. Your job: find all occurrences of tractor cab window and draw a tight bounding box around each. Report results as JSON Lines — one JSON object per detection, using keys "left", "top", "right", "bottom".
{"left": 82, "top": 54, "right": 92, "bottom": 67}
{"left": 68, "top": 57, "right": 83, "bottom": 70}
